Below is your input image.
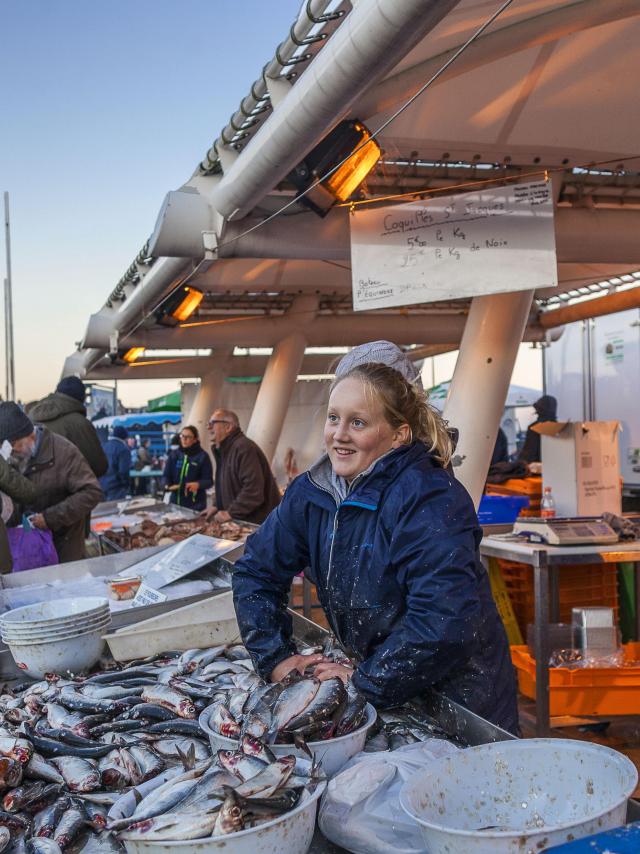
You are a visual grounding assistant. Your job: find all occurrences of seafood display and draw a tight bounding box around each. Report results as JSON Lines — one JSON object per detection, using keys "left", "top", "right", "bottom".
{"left": 0, "top": 643, "right": 368, "bottom": 849}
{"left": 103, "top": 516, "right": 253, "bottom": 550}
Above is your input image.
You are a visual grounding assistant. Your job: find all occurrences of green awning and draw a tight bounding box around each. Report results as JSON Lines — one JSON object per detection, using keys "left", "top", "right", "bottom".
{"left": 147, "top": 390, "right": 181, "bottom": 412}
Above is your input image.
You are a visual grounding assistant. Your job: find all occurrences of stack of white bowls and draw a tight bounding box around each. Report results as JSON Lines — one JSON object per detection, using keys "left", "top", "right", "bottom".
{"left": 0, "top": 597, "right": 111, "bottom": 679}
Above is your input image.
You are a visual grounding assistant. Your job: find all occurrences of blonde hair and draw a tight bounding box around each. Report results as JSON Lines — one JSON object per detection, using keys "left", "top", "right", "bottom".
{"left": 332, "top": 362, "right": 453, "bottom": 466}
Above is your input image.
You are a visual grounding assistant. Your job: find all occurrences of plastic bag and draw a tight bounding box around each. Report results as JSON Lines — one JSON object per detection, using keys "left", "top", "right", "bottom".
{"left": 7, "top": 527, "right": 58, "bottom": 572}
{"left": 318, "top": 739, "right": 460, "bottom": 854}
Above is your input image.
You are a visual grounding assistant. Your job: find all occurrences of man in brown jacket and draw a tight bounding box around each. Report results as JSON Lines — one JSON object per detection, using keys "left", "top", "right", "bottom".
{"left": 205, "top": 409, "right": 280, "bottom": 524}
{"left": 0, "top": 403, "right": 103, "bottom": 564}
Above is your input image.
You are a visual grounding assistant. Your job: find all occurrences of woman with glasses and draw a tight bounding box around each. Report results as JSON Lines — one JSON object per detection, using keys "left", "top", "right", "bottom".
{"left": 162, "top": 425, "right": 213, "bottom": 512}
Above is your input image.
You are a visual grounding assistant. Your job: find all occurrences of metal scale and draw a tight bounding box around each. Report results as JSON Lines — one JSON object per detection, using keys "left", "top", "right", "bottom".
{"left": 511, "top": 516, "right": 619, "bottom": 546}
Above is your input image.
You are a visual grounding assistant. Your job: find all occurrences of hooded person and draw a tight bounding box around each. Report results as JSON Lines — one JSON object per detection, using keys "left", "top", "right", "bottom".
{"left": 29, "top": 376, "right": 108, "bottom": 478}
{"left": 517, "top": 394, "right": 558, "bottom": 464}
{"left": 0, "top": 455, "right": 38, "bottom": 573}
{"left": 0, "top": 402, "right": 103, "bottom": 564}
{"left": 100, "top": 425, "right": 132, "bottom": 501}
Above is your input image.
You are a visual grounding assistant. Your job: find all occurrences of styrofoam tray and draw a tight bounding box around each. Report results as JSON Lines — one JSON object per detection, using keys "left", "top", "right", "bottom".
{"left": 104, "top": 592, "right": 240, "bottom": 661}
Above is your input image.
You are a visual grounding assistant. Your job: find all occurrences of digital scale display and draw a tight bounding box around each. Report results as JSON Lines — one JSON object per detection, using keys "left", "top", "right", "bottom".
{"left": 511, "top": 517, "right": 619, "bottom": 546}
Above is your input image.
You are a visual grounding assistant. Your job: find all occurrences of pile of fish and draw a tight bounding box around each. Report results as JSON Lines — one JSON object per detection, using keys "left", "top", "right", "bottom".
{"left": 0, "top": 642, "right": 363, "bottom": 851}
{"left": 203, "top": 668, "right": 368, "bottom": 745}
{"left": 104, "top": 517, "right": 253, "bottom": 551}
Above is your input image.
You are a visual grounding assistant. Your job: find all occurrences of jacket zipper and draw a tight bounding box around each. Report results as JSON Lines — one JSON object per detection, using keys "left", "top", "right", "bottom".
{"left": 307, "top": 473, "right": 346, "bottom": 649}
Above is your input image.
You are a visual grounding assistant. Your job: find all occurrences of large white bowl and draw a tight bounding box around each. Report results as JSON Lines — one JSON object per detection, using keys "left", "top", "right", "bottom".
{"left": 400, "top": 738, "right": 638, "bottom": 854}
{"left": 199, "top": 703, "right": 377, "bottom": 778}
{"left": 1, "top": 612, "right": 111, "bottom": 640}
{"left": 3, "top": 617, "right": 112, "bottom": 646}
{"left": 119, "top": 779, "right": 326, "bottom": 854}
{"left": 0, "top": 597, "right": 110, "bottom": 626}
{"left": 7, "top": 624, "right": 108, "bottom": 678}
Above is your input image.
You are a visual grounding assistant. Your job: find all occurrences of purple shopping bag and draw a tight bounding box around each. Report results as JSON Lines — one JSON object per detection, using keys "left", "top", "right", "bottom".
{"left": 7, "top": 527, "right": 58, "bottom": 571}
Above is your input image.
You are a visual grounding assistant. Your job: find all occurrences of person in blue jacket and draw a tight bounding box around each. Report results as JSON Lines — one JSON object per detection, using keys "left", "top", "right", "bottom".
{"left": 232, "top": 345, "right": 519, "bottom": 733}
{"left": 163, "top": 425, "right": 213, "bottom": 512}
{"left": 100, "top": 425, "right": 132, "bottom": 501}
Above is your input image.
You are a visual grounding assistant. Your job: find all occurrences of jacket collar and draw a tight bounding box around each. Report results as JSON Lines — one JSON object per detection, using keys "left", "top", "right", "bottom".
{"left": 214, "top": 427, "right": 242, "bottom": 458}
{"left": 25, "top": 427, "right": 54, "bottom": 474}
{"left": 307, "top": 442, "right": 433, "bottom": 509}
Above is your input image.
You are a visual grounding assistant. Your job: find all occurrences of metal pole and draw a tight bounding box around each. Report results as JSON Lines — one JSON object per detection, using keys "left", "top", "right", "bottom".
{"left": 3, "top": 192, "right": 15, "bottom": 401}
{"left": 3, "top": 278, "right": 8, "bottom": 401}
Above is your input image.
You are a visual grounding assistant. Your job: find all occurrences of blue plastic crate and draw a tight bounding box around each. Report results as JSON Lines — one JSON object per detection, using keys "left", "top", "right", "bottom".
{"left": 478, "top": 494, "right": 529, "bottom": 524}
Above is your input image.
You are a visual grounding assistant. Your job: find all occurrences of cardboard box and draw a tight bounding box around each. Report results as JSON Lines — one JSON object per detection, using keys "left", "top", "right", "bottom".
{"left": 533, "top": 421, "right": 621, "bottom": 516}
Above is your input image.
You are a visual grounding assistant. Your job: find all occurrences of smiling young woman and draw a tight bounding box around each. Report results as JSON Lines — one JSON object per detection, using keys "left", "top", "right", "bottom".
{"left": 231, "top": 349, "right": 519, "bottom": 734}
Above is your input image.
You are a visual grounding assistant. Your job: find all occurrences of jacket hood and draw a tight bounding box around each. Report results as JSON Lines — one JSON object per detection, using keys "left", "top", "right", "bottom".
{"left": 29, "top": 393, "right": 86, "bottom": 422}
{"left": 307, "top": 442, "right": 438, "bottom": 508}
{"left": 533, "top": 394, "right": 557, "bottom": 421}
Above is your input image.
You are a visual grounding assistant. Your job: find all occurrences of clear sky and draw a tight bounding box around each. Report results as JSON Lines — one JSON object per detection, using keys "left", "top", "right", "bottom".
{"left": 0, "top": 0, "right": 304, "bottom": 406}
{"left": 1, "top": 1, "right": 542, "bottom": 408}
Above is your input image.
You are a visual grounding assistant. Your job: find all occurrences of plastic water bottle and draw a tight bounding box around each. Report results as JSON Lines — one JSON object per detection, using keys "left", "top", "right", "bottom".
{"left": 541, "top": 486, "right": 556, "bottom": 518}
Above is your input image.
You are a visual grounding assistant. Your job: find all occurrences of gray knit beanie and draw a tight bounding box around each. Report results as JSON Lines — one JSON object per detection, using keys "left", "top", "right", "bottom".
{"left": 335, "top": 341, "right": 423, "bottom": 389}
{"left": 0, "top": 402, "right": 34, "bottom": 443}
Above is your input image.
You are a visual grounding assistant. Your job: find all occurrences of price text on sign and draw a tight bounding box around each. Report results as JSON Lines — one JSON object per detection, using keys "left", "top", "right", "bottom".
{"left": 350, "top": 180, "right": 557, "bottom": 310}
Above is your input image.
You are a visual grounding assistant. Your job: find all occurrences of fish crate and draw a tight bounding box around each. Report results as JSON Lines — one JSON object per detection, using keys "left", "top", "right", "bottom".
{"left": 511, "top": 642, "right": 640, "bottom": 717}
{"left": 499, "top": 560, "right": 619, "bottom": 635}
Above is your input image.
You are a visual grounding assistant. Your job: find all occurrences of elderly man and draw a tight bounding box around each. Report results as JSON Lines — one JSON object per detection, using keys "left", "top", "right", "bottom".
{"left": 0, "top": 402, "right": 102, "bottom": 564}
{"left": 205, "top": 409, "right": 280, "bottom": 524}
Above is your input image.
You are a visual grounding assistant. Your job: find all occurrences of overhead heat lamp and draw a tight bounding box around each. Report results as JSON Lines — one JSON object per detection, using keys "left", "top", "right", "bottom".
{"left": 157, "top": 285, "right": 204, "bottom": 326}
{"left": 122, "top": 347, "right": 145, "bottom": 363}
{"left": 288, "top": 120, "right": 381, "bottom": 217}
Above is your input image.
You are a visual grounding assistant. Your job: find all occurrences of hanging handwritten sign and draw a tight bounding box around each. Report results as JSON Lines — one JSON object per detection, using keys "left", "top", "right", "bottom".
{"left": 350, "top": 180, "right": 557, "bottom": 310}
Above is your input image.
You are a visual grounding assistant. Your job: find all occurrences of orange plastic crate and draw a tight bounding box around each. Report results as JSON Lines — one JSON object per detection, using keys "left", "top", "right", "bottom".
{"left": 511, "top": 643, "right": 640, "bottom": 717}
{"left": 499, "top": 560, "right": 619, "bottom": 634}
{"left": 486, "top": 476, "right": 542, "bottom": 497}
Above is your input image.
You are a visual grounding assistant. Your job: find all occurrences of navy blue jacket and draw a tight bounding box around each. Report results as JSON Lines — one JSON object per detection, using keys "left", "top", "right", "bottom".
{"left": 99, "top": 438, "right": 131, "bottom": 501}
{"left": 163, "top": 444, "right": 213, "bottom": 512}
{"left": 232, "top": 442, "right": 519, "bottom": 734}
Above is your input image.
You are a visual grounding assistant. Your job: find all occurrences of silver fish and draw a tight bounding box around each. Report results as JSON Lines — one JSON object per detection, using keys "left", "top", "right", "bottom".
{"left": 24, "top": 753, "right": 65, "bottom": 785}
{"left": 285, "top": 677, "right": 346, "bottom": 732}
{"left": 0, "top": 827, "right": 9, "bottom": 853}
{"left": 26, "top": 840, "right": 62, "bottom": 854}
{"left": 141, "top": 686, "right": 195, "bottom": 719}
{"left": 233, "top": 755, "right": 296, "bottom": 798}
{"left": 122, "top": 808, "right": 219, "bottom": 841}
{"left": 45, "top": 704, "right": 90, "bottom": 739}
{"left": 216, "top": 750, "right": 267, "bottom": 782}
{"left": 50, "top": 757, "right": 100, "bottom": 792}
{"left": 269, "top": 678, "right": 320, "bottom": 735}
{"left": 212, "top": 789, "right": 244, "bottom": 836}
{"left": 53, "top": 800, "right": 88, "bottom": 847}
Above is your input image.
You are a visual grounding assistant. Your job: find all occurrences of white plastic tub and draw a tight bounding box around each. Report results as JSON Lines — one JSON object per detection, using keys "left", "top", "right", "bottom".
{"left": 1, "top": 612, "right": 111, "bottom": 640}
{"left": 0, "top": 597, "right": 109, "bottom": 626}
{"left": 400, "top": 738, "right": 638, "bottom": 853}
{"left": 7, "top": 624, "right": 108, "bottom": 678}
{"left": 104, "top": 592, "right": 240, "bottom": 661}
{"left": 3, "top": 616, "right": 111, "bottom": 645}
{"left": 200, "top": 703, "right": 377, "bottom": 778}
{"left": 114, "top": 764, "right": 326, "bottom": 854}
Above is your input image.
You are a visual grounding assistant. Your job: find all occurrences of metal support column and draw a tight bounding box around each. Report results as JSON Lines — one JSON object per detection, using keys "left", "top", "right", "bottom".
{"left": 533, "top": 551, "right": 551, "bottom": 735}
{"left": 3, "top": 192, "right": 15, "bottom": 401}
{"left": 186, "top": 356, "right": 230, "bottom": 448}
{"left": 443, "top": 290, "right": 534, "bottom": 508}
{"left": 246, "top": 296, "right": 318, "bottom": 463}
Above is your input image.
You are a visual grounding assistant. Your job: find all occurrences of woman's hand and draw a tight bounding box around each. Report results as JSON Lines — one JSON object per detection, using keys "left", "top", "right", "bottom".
{"left": 30, "top": 513, "right": 48, "bottom": 531}
{"left": 166, "top": 484, "right": 180, "bottom": 492}
{"left": 270, "top": 653, "right": 327, "bottom": 683}
{"left": 313, "top": 661, "right": 354, "bottom": 685}
{"left": 185, "top": 481, "right": 199, "bottom": 495}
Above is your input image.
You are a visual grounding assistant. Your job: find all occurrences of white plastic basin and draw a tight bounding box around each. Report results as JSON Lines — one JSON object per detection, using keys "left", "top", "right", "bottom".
{"left": 7, "top": 624, "right": 108, "bottom": 678}
{"left": 2, "top": 612, "right": 111, "bottom": 640}
{"left": 1, "top": 597, "right": 110, "bottom": 626}
{"left": 400, "top": 738, "right": 638, "bottom": 853}
{"left": 119, "top": 779, "right": 326, "bottom": 854}
{"left": 4, "top": 616, "right": 111, "bottom": 645}
{"left": 199, "top": 703, "right": 377, "bottom": 778}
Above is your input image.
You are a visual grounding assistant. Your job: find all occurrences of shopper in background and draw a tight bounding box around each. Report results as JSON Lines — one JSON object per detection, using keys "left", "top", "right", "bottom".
{"left": 163, "top": 425, "right": 213, "bottom": 512}
{"left": 204, "top": 409, "right": 280, "bottom": 524}
{"left": 0, "top": 455, "right": 38, "bottom": 572}
{"left": 100, "top": 426, "right": 132, "bottom": 500}
{"left": 517, "top": 395, "right": 558, "bottom": 464}
{"left": 0, "top": 402, "right": 102, "bottom": 563}
{"left": 28, "top": 377, "right": 108, "bottom": 478}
